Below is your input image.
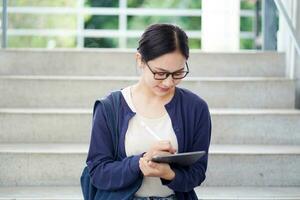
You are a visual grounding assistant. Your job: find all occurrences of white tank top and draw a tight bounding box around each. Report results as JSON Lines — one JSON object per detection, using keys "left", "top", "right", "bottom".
{"left": 121, "top": 86, "right": 178, "bottom": 197}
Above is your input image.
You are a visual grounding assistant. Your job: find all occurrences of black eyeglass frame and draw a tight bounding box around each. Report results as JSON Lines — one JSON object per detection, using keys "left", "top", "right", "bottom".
{"left": 145, "top": 62, "right": 189, "bottom": 80}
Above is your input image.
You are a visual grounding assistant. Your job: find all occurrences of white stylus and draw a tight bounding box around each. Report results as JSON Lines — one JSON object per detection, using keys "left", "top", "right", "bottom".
{"left": 140, "top": 120, "right": 162, "bottom": 141}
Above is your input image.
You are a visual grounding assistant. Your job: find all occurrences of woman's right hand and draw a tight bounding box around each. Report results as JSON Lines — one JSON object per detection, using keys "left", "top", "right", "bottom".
{"left": 142, "top": 140, "right": 176, "bottom": 161}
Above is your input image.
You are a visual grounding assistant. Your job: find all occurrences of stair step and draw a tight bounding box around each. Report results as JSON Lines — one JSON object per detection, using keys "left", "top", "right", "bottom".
{"left": 0, "top": 186, "right": 81, "bottom": 200}
{"left": 1, "top": 143, "right": 299, "bottom": 154}
{"left": 0, "top": 143, "right": 87, "bottom": 154}
{"left": 195, "top": 186, "right": 300, "bottom": 199}
{"left": 0, "top": 76, "right": 295, "bottom": 108}
{"left": 209, "top": 144, "right": 300, "bottom": 154}
{"left": 0, "top": 186, "right": 299, "bottom": 200}
{"left": 0, "top": 49, "right": 285, "bottom": 77}
{"left": 0, "top": 144, "right": 299, "bottom": 187}
{"left": 1, "top": 108, "right": 300, "bottom": 144}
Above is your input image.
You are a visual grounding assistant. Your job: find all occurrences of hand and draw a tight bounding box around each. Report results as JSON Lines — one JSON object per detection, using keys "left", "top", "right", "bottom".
{"left": 139, "top": 157, "right": 175, "bottom": 180}
{"left": 143, "top": 140, "right": 177, "bottom": 161}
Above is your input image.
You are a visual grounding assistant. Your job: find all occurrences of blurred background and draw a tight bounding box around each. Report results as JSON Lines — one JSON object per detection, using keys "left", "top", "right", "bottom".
{"left": 1, "top": 0, "right": 270, "bottom": 49}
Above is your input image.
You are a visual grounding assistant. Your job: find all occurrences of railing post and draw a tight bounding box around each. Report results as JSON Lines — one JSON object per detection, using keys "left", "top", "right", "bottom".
{"left": 262, "top": 0, "right": 277, "bottom": 50}
{"left": 293, "top": 0, "right": 300, "bottom": 108}
{"left": 77, "top": 0, "right": 84, "bottom": 48}
{"left": 119, "top": 0, "right": 127, "bottom": 48}
{"left": 202, "top": 0, "right": 240, "bottom": 51}
{"left": 2, "top": 0, "right": 8, "bottom": 48}
{"left": 254, "top": 0, "right": 260, "bottom": 49}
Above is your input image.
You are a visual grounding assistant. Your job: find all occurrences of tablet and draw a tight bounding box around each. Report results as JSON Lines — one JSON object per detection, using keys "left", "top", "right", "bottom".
{"left": 151, "top": 151, "right": 206, "bottom": 166}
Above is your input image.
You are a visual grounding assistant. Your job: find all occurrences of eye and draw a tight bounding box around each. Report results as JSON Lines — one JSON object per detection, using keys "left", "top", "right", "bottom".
{"left": 174, "top": 71, "right": 184, "bottom": 76}
{"left": 156, "top": 72, "right": 167, "bottom": 76}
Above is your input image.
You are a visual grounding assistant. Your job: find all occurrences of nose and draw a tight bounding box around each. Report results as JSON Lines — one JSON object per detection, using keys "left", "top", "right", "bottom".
{"left": 162, "top": 75, "right": 175, "bottom": 87}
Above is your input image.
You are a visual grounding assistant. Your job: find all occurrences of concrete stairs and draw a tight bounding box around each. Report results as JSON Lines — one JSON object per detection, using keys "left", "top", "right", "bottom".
{"left": 0, "top": 49, "right": 299, "bottom": 199}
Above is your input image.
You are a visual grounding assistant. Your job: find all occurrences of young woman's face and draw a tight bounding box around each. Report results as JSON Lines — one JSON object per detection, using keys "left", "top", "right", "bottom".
{"left": 140, "top": 51, "right": 187, "bottom": 98}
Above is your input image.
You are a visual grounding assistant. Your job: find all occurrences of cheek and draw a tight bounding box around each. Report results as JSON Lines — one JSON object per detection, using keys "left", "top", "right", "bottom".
{"left": 143, "top": 72, "right": 160, "bottom": 86}
{"left": 149, "top": 79, "right": 162, "bottom": 88}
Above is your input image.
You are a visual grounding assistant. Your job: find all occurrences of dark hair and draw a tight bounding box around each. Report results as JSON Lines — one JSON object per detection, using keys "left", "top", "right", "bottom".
{"left": 137, "top": 24, "right": 189, "bottom": 62}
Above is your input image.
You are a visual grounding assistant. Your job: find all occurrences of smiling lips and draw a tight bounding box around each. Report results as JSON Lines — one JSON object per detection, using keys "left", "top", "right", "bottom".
{"left": 157, "top": 86, "right": 170, "bottom": 92}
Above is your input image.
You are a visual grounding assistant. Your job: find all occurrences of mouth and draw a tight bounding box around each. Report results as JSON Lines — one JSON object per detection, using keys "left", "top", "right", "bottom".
{"left": 157, "top": 86, "right": 171, "bottom": 92}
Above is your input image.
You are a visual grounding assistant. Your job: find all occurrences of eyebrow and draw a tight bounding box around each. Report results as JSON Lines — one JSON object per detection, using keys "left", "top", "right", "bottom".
{"left": 154, "top": 67, "right": 185, "bottom": 73}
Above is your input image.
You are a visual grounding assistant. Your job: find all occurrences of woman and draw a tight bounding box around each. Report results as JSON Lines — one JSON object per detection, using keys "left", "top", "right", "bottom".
{"left": 86, "top": 23, "right": 211, "bottom": 200}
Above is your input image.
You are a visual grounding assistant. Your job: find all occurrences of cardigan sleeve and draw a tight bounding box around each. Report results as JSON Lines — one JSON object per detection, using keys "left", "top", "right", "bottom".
{"left": 86, "top": 101, "right": 143, "bottom": 191}
{"left": 161, "top": 101, "right": 212, "bottom": 192}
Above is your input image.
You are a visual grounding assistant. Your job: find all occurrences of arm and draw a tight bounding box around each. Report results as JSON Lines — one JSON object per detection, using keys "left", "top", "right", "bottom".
{"left": 86, "top": 102, "right": 143, "bottom": 191}
{"left": 161, "top": 102, "right": 212, "bottom": 192}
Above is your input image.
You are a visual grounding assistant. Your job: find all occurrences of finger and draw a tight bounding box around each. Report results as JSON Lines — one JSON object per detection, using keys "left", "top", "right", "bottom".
{"left": 140, "top": 158, "right": 148, "bottom": 166}
{"left": 139, "top": 159, "right": 148, "bottom": 173}
{"left": 140, "top": 157, "right": 147, "bottom": 164}
{"left": 140, "top": 159, "right": 156, "bottom": 177}
{"left": 148, "top": 161, "right": 158, "bottom": 168}
{"left": 141, "top": 158, "right": 151, "bottom": 168}
{"left": 139, "top": 158, "right": 144, "bottom": 169}
{"left": 143, "top": 152, "right": 152, "bottom": 160}
{"left": 154, "top": 141, "right": 176, "bottom": 153}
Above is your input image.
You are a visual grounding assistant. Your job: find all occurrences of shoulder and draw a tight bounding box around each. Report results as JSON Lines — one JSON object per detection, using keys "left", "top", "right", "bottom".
{"left": 93, "top": 90, "right": 122, "bottom": 115}
{"left": 102, "top": 90, "right": 122, "bottom": 101}
{"left": 94, "top": 90, "right": 123, "bottom": 110}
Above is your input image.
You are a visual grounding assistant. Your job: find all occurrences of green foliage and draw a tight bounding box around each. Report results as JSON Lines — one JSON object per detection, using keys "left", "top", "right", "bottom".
{"left": 189, "top": 39, "right": 201, "bottom": 49}
{"left": 127, "top": 0, "right": 201, "bottom": 9}
{"left": 240, "top": 39, "right": 254, "bottom": 49}
{"left": 240, "top": 0, "right": 262, "bottom": 49}
{"left": 85, "top": 0, "right": 202, "bottom": 48}
{"left": 126, "top": 37, "right": 203, "bottom": 50}
{"left": 8, "top": 36, "right": 75, "bottom": 48}
{"left": 9, "top": 14, "right": 76, "bottom": 29}
{"left": 240, "top": 17, "right": 253, "bottom": 32}
{"left": 241, "top": 0, "right": 261, "bottom": 11}
{"left": 84, "top": 38, "right": 118, "bottom": 48}
{"left": 84, "top": 15, "right": 118, "bottom": 29}
{"left": 127, "top": 38, "right": 139, "bottom": 49}
{"left": 7, "top": 0, "right": 77, "bottom": 48}
{"left": 127, "top": 16, "right": 201, "bottom": 30}
{"left": 83, "top": 1, "right": 119, "bottom": 47}
{"left": 8, "top": 0, "right": 76, "bottom": 7}
{"left": 84, "top": 0, "right": 118, "bottom": 7}
{"left": 240, "top": 0, "right": 256, "bottom": 10}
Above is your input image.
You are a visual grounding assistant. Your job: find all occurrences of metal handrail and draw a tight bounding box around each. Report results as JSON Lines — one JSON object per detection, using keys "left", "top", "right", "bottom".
{"left": 274, "top": 0, "right": 300, "bottom": 56}
{"left": 1, "top": 0, "right": 7, "bottom": 48}
{"left": 5, "top": 7, "right": 203, "bottom": 16}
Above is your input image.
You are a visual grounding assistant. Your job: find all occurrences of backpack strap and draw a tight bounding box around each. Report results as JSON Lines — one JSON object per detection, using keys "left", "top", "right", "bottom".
{"left": 94, "top": 91, "right": 121, "bottom": 160}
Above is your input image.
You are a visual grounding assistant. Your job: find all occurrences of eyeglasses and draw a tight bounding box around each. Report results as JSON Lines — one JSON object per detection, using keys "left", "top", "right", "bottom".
{"left": 145, "top": 62, "right": 189, "bottom": 80}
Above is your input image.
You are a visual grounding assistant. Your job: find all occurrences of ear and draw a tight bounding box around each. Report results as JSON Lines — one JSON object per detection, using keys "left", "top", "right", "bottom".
{"left": 135, "top": 52, "right": 145, "bottom": 69}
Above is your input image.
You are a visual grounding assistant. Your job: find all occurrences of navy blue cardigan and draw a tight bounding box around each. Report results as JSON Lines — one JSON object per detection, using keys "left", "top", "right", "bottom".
{"left": 86, "top": 87, "right": 212, "bottom": 199}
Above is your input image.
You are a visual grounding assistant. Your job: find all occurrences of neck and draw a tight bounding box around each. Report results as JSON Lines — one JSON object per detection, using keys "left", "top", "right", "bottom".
{"left": 133, "top": 79, "right": 175, "bottom": 104}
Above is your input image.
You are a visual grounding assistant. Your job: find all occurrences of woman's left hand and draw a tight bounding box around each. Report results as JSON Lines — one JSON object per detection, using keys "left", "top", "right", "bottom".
{"left": 139, "top": 157, "right": 175, "bottom": 180}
